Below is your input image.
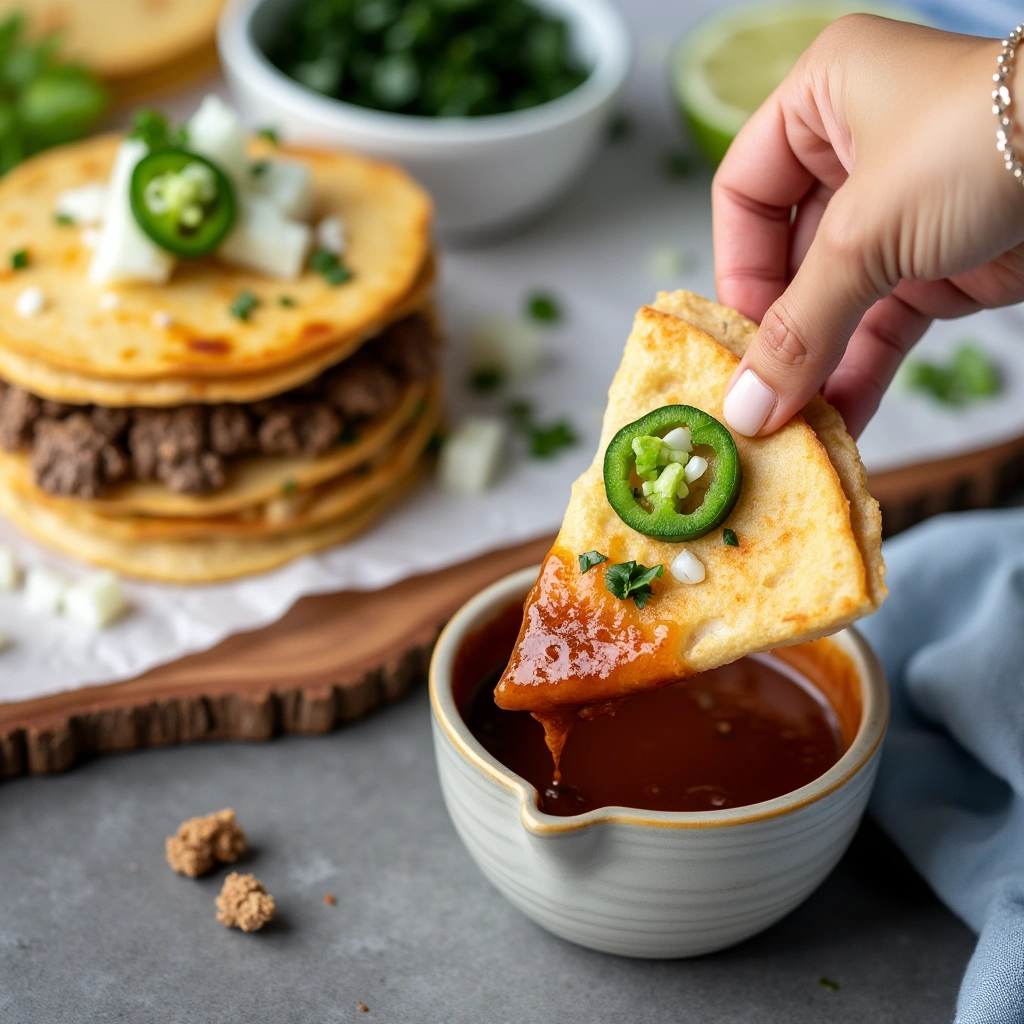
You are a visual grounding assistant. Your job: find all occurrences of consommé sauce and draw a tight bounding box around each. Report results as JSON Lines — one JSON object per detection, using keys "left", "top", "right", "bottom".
{"left": 455, "top": 602, "right": 849, "bottom": 816}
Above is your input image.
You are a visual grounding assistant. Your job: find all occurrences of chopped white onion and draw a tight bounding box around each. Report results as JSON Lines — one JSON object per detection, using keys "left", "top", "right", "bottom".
{"left": 24, "top": 566, "right": 68, "bottom": 614}
{"left": 0, "top": 545, "right": 18, "bottom": 590}
{"left": 315, "top": 214, "right": 346, "bottom": 255}
{"left": 151, "top": 310, "right": 173, "bottom": 329}
{"left": 671, "top": 549, "right": 706, "bottom": 585}
{"left": 253, "top": 160, "right": 314, "bottom": 220}
{"left": 469, "top": 316, "right": 544, "bottom": 380}
{"left": 15, "top": 287, "right": 45, "bottom": 318}
{"left": 439, "top": 417, "right": 506, "bottom": 494}
{"left": 661, "top": 426, "right": 692, "bottom": 452}
{"left": 98, "top": 291, "right": 121, "bottom": 311}
{"left": 217, "top": 194, "right": 311, "bottom": 279}
{"left": 88, "top": 139, "right": 175, "bottom": 286}
{"left": 64, "top": 571, "right": 128, "bottom": 629}
{"left": 186, "top": 94, "right": 249, "bottom": 189}
{"left": 55, "top": 183, "right": 107, "bottom": 225}
{"left": 683, "top": 455, "right": 709, "bottom": 483}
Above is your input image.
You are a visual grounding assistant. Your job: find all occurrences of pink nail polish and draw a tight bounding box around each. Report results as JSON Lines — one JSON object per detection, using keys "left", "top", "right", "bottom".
{"left": 723, "top": 370, "right": 776, "bottom": 437}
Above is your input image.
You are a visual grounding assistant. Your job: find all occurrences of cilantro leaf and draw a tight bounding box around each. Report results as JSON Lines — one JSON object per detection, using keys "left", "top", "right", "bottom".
{"left": 526, "top": 291, "right": 562, "bottom": 323}
{"left": 723, "top": 528, "right": 738, "bottom": 547}
{"left": 257, "top": 126, "right": 280, "bottom": 145}
{"left": 310, "top": 247, "right": 352, "bottom": 286}
{"left": 506, "top": 398, "right": 577, "bottom": 459}
{"left": 578, "top": 550, "right": 607, "bottom": 573}
{"left": 604, "top": 560, "right": 664, "bottom": 608}
{"left": 229, "top": 290, "right": 259, "bottom": 321}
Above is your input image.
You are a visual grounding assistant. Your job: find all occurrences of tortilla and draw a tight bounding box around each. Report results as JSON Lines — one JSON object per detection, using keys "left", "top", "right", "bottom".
{"left": 495, "top": 296, "right": 886, "bottom": 722}
{"left": 0, "top": 136, "right": 432, "bottom": 380}
{"left": 0, "top": 377, "right": 435, "bottom": 519}
{"left": 0, "top": 0, "right": 223, "bottom": 80}
{"left": 8, "top": 381, "right": 441, "bottom": 540}
{"left": 0, "top": 459, "right": 430, "bottom": 584}
{"left": 0, "top": 263, "right": 436, "bottom": 407}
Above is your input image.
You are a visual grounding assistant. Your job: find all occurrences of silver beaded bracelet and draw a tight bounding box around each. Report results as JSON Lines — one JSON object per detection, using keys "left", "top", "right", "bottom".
{"left": 995, "top": 24, "right": 1024, "bottom": 181}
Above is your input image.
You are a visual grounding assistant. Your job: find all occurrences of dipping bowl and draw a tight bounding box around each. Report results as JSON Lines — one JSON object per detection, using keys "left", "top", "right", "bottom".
{"left": 429, "top": 565, "right": 889, "bottom": 958}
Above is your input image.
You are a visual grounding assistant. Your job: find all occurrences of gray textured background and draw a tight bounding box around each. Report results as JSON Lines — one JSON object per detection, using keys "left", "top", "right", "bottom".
{"left": 0, "top": 687, "right": 974, "bottom": 1024}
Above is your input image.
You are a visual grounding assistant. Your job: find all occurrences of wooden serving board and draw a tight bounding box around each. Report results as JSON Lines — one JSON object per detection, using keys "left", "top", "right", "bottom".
{"left": 2, "top": 430, "right": 1022, "bottom": 781}
{"left": 0, "top": 535, "right": 552, "bottom": 780}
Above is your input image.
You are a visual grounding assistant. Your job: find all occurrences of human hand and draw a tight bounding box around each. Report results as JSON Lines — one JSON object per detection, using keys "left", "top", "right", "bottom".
{"left": 713, "top": 15, "right": 1024, "bottom": 438}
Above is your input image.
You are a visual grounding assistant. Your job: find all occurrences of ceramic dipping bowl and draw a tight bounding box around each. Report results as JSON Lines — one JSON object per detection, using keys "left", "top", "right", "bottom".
{"left": 429, "top": 565, "right": 889, "bottom": 958}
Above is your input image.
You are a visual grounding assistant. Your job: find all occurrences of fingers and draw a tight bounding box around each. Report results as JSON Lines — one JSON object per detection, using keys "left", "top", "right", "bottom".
{"left": 820, "top": 293, "right": 933, "bottom": 438}
{"left": 722, "top": 196, "right": 889, "bottom": 436}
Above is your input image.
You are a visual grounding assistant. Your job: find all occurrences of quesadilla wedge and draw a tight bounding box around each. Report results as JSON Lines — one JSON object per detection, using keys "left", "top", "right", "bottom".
{"left": 494, "top": 294, "right": 885, "bottom": 758}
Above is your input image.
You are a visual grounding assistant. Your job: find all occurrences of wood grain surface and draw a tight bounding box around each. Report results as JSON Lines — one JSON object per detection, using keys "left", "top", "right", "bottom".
{"left": 0, "top": 535, "right": 552, "bottom": 779}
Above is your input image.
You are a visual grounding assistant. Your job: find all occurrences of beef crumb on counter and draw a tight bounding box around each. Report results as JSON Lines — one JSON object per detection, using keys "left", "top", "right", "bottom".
{"left": 216, "top": 872, "right": 275, "bottom": 933}
{"left": 0, "top": 313, "right": 438, "bottom": 499}
{"left": 166, "top": 808, "right": 248, "bottom": 878}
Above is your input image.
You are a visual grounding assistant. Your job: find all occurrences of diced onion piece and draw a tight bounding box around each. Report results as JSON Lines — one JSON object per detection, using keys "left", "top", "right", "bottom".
{"left": 439, "top": 416, "right": 506, "bottom": 494}
{"left": 661, "top": 426, "right": 692, "bottom": 452}
{"left": 252, "top": 160, "right": 314, "bottom": 220}
{"left": 24, "top": 566, "right": 68, "bottom": 614}
{"left": 89, "top": 139, "right": 175, "bottom": 286}
{"left": 64, "top": 571, "right": 128, "bottom": 628}
{"left": 15, "top": 287, "right": 45, "bottom": 318}
{"left": 667, "top": 448, "right": 690, "bottom": 465}
{"left": 55, "top": 182, "right": 107, "bottom": 225}
{"left": 186, "top": 94, "right": 249, "bottom": 189}
{"left": 217, "top": 194, "right": 311, "bottom": 279}
{"left": 315, "top": 214, "right": 345, "bottom": 255}
{"left": 0, "top": 545, "right": 18, "bottom": 590}
{"left": 469, "top": 316, "right": 544, "bottom": 380}
{"left": 651, "top": 461, "right": 685, "bottom": 498}
{"left": 684, "top": 455, "right": 709, "bottom": 483}
{"left": 671, "top": 549, "right": 706, "bottom": 585}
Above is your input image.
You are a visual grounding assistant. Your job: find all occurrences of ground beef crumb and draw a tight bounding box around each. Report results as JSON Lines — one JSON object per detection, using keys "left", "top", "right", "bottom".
{"left": 129, "top": 408, "right": 225, "bottom": 494}
{"left": 257, "top": 402, "right": 341, "bottom": 457}
{"left": 209, "top": 405, "right": 256, "bottom": 457}
{"left": 324, "top": 359, "right": 400, "bottom": 420}
{"left": 88, "top": 406, "right": 129, "bottom": 440}
{"left": 0, "top": 385, "right": 42, "bottom": 450}
{"left": 40, "top": 400, "right": 75, "bottom": 419}
{"left": 375, "top": 314, "right": 438, "bottom": 381}
{"left": 165, "top": 808, "right": 247, "bottom": 878}
{"left": 31, "top": 414, "right": 128, "bottom": 498}
{"left": 358, "top": 1002, "right": 369, "bottom": 1013}
{"left": 324, "top": 893, "right": 336, "bottom": 906}
{"left": 216, "top": 873, "right": 275, "bottom": 933}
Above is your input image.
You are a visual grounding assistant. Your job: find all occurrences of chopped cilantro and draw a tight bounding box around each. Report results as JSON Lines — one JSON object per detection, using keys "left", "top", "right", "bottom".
{"left": 128, "top": 107, "right": 188, "bottom": 151}
{"left": 11, "top": 249, "right": 28, "bottom": 270}
{"left": 257, "top": 126, "right": 280, "bottom": 145}
{"left": 818, "top": 978, "right": 841, "bottom": 992}
{"left": 229, "top": 290, "right": 259, "bottom": 321}
{"left": 469, "top": 366, "right": 505, "bottom": 393}
{"left": 578, "top": 550, "right": 607, "bottom": 573}
{"left": 310, "top": 247, "right": 352, "bottom": 286}
{"left": 723, "top": 528, "right": 738, "bottom": 547}
{"left": 506, "top": 398, "right": 577, "bottom": 459}
{"left": 604, "top": 560, "right": 664, "bottom": 609}
{"left": 904, "top": 344, "right": 1000, "bottom": 405}
{"left": 282, "top": 478, "right": 297, "bottom": 495}
{"left": 278, "top": 295, "right": 297, "bottom": 307}
{"left": 663, "top": 150, "right": 695, "bottom": 179}
{"left": 526, "top": 291, "right": 562, "bottom": 323}
{"left": 54, "top": 212, "right": 74, "bottom": 226}
{"left": 250, "top": 159, "right": 271, "bottom": 178}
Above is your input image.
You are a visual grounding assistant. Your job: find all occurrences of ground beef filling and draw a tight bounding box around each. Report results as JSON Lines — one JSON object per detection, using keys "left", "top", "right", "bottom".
{"left": 0, "top": 313, "right": 438, "bottom": 499}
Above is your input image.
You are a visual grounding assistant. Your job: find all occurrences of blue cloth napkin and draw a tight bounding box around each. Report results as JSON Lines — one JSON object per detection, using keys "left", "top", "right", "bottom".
{"left": 859, "top": 508, "right": 1024, "bottom": 1024}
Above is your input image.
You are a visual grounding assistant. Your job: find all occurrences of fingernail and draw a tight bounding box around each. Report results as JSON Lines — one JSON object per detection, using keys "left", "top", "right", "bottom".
{"left": 723, "top": 370, "right": 776, "bottom": 437}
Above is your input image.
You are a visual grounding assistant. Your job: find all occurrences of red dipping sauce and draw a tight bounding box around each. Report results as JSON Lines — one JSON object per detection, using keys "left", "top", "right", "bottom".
{"left": 454, "top": 601, "right": 849, "bottom": 817}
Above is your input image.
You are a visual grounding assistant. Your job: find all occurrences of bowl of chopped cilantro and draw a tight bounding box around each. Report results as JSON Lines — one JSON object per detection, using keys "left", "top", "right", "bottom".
{"left": 218, "top": 0, "right": 629, "bottom": 234}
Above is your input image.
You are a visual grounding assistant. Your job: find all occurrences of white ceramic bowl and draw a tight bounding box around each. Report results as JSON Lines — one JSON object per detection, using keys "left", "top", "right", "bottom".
{"left": 218, "top": 0, "right": 630, "bottom": 236}
{"left": 430, "top": 566, "right": 889, "bottom": 958}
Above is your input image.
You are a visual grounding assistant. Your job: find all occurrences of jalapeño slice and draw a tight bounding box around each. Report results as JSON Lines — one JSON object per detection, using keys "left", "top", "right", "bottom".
{"left": 129, "top": 150, "right": 236, "bottom": 257}
{"left": 603, "top": 405, "right": 741, "bottom": 542}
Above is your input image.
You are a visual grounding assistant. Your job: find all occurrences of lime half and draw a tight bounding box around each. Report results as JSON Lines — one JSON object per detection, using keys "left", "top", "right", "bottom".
{"left": 673, "top": 2, "right": 928, "bottom": 165}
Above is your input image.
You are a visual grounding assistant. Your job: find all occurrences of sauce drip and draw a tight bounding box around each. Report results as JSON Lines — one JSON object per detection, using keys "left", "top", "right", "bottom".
{"left": 456, "top": 601, "right": 846, "bottom": 817}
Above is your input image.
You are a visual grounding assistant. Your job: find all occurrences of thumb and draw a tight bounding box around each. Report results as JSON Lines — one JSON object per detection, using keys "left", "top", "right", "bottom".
{"left": 722, "top": 200, "right": 888, "bottom": 436}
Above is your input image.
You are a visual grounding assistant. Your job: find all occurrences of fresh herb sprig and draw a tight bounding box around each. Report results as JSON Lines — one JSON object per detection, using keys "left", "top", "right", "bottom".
{"left": 0, "top": 13, "right": 109, "bottom": 176}
{"left": 604, "top": 560, "right": 664, "bottom": 609}
{"left": 526, "top": 291, "right": 562, "bottom": 324}
{"left": 310, "top": 247, "right": 353, "bottom": 286}
{"left": 578, "top": 550, "right": 607, "bottom": 573}
{"left": 10, "top": 248, "right": 28, "bottom": 270}
{"left": 507, "top": 399, "right": 576, "bottom": 458}
{"left": 723, "top": 528, "right": 738, "bottom": 547}
{"left": 229, "top": 290, "right": 259, "bottom": 321}
{"left": 128, "top": 108, "right": 188, "bottom": 151}
{"left": 903, "top": 344, "right": 1000, "bottom": 406}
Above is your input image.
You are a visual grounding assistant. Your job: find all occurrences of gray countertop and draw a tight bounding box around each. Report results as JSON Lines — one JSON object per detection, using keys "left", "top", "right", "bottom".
{"left": 0, "top": 685, "right": 974, "bottom": 1024}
